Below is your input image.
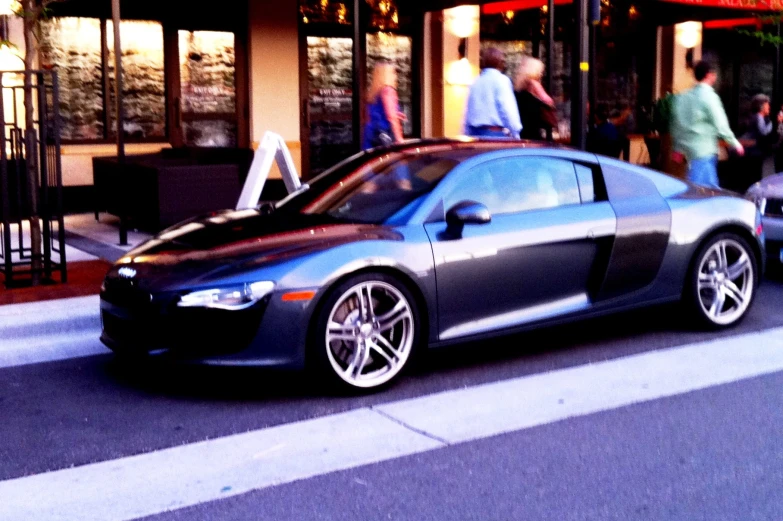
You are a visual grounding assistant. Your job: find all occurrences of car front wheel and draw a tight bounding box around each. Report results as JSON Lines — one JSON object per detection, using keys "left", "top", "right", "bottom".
{"left": 312, "top": 273, "right": 421, "bottom": 391}
{"left": 687, "top": 233, "right": 757, "bottom": 328}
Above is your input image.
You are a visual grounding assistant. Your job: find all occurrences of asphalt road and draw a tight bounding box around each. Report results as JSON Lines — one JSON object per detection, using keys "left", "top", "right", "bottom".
{"left": 2, "top": 274, "right": 783, "bottom": 519}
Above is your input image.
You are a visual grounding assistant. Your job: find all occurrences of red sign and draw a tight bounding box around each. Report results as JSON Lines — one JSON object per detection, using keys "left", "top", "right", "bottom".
{"left": 658, "top": 0, "right": 781, "bottom": 9}
{"left": 481, "top": 0, "right": 571, "bottom": 13}
{"left": 482, "top": 0, "right": 781, "bottom": 10}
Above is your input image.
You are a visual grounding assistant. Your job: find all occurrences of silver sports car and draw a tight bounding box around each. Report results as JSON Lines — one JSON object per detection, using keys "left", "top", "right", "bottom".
{"left": 99, "top": 138, "right": 765, "bottom": 391}
{"left": 746, "top": 174, "right": 783, "bottom": 267}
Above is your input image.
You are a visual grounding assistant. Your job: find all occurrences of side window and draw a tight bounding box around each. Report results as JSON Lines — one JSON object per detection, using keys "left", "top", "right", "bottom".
{"left": 574, "top": 164, "right": 595, "bottom": 204}
{"left": 445, "top": 157, "right": 582, "bottom": 216}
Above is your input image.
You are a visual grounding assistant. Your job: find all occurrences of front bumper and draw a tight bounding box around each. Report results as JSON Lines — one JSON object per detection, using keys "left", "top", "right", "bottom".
{"left": 99, "top": 278, "right": 310, "bottom": 367}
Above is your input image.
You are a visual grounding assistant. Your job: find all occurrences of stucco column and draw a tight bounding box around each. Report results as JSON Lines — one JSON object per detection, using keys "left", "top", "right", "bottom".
{"left": 248, "top": 0, "right": 302, "bottom": 176}
{"left": 656, "top": 22, "right": 702, "bottom": 179}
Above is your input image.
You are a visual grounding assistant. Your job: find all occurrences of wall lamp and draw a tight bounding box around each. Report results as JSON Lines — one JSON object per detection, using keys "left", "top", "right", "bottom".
{"left": 444, "top": 5, "right": 479, "bottom": 86}
{"left": 676, "top": 21, "right": 702, "bottom": 70}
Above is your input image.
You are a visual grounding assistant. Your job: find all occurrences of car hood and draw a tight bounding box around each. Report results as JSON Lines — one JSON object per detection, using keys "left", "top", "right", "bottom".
{"left": 111, "top": 209, "right": 402, "bottom": 285}
{"left": 748, "top": 173, "right": 783, "bottom": 199}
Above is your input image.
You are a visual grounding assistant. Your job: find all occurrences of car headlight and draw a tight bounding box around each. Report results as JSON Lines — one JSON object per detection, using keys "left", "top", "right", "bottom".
{"left": 177, "top": 281, "right": 275, "bottom": 310}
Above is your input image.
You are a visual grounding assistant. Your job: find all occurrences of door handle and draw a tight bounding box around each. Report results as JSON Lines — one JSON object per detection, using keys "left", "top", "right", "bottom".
{"left": 587, "top": 225, "right": 614, "bottom": 239}
{"left": 303, "top": 99, "right": 310, "bottom": 128}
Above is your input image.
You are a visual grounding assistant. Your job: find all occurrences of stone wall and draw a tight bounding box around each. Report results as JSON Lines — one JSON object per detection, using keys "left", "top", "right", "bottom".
{"left": 39, "top": 18, "right": 104, "bottom": 141}
{"left": 107, "top": 21, "right": 166, "bottom": 139}
{"left": 40, "top": 17, "right": 167, "bottom": 141}
{"left": 179, "top": 31, "right": 237, "bottom": 146}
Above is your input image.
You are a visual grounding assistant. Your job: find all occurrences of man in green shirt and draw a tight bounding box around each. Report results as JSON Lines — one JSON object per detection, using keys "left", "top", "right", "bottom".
{"left": 670, "top": 60, "right": 744, "bottom": 188}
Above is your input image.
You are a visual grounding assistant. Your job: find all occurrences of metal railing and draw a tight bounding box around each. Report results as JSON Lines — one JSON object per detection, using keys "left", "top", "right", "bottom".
{"left": 0, "top": 70, "right": 66, "bottom": 287}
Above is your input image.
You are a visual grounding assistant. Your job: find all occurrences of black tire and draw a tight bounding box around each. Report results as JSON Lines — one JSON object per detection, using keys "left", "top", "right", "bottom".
{"left": 309, "top": 272, "right": 423, "bottom": 393}
{"left": 684, "top": 232, "right": 758, "bottom": 330}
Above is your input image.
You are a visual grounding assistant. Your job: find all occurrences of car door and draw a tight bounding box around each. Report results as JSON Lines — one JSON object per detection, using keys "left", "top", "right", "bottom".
{"left": 424, "top": 155, "right": 617, "bottom": 342}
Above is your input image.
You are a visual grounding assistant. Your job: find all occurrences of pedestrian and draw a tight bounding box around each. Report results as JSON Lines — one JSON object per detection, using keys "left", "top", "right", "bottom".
{"left": 670, "top": 60, "right": 744, "bottom": 189}
{"left": 362, "top": 61, "right": 406, "bottom": 150}
{"left": 514, "top": 55, "right": 557, "bottom": 141}
{"left": 611, "top": 102, "right": 635, "bottom": 161}
{"left": 587, "top": 104, "right": 622, "bottom": 158}
{"left": 741, "top": 93, "right": 781, "bottom": 189}
{"left": 463, "top": 47, "right": 522, "bottom": 139}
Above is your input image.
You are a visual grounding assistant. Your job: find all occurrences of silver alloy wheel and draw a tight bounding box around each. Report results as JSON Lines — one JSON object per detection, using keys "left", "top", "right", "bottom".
{"left": 697, "top": 238, "right": 754, "bottom": 326}
{"left": 325, "top": 280, "right": 414, "bottom": 388}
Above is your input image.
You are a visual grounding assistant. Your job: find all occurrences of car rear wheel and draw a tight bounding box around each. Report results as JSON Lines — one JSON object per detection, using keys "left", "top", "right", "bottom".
{"left": 312, "top": 273, "right": 421, "bottom": 391}
{"left": 686, "top": 233, "right": 757, "bottom": 329}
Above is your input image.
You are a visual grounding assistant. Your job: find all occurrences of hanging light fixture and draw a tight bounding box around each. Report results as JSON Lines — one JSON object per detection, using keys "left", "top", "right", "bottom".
{"left": 0, "top": 0, "right": 21, "bottom": 87}
{"left": 444, "top": 5, "right": 480, "bottom": 39}
{"left": 0, "top": 0, "right": 20, "bottom": 16}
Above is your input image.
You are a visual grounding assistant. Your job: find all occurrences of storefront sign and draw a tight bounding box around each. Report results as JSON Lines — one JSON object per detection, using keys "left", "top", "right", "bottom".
{"left": 482, "top": 0, "right": 781, "bottom": 10}
{"left": 481, "top": 0, "right": 571, "bottom": 13}
{"left": 659, "top": 0, "right": 782, "bottom": 9}
{"left": 309, "top": 88, "right": 353, "bottom": 119}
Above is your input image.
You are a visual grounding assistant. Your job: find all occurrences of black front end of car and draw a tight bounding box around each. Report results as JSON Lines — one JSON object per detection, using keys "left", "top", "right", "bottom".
{"left": 99, "top": 270, "right": 270, "bottom": 359}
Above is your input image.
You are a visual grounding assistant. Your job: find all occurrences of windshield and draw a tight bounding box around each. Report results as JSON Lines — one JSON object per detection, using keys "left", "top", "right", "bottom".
{"left": 275, "top": 148, "right": 477, "bottom": 224}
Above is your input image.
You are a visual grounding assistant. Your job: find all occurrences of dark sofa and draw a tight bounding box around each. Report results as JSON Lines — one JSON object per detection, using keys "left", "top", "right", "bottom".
{"left": 93, "top": 147, "right": 257, "bottom": 232}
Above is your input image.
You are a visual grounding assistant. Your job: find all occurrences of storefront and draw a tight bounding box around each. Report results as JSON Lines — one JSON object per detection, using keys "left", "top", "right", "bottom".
{"left": 3, "top": 0, "right": 781, "bottom": 213}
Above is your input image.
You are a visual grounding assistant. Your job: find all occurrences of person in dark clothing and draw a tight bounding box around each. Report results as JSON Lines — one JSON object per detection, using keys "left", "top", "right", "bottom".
{"left": 514, "top": 56, "right": 556, "bottom": 141}
{"left": 587, "top": 104, "right": 622, "bottom": 158}
{"left": 742, "top": 94, "right": 782, "bottom": 188}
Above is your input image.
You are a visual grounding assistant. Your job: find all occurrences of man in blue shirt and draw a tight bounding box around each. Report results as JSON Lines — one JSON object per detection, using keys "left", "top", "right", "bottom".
{"left": 464, "top": 47, "right": 523, "bottom": 138}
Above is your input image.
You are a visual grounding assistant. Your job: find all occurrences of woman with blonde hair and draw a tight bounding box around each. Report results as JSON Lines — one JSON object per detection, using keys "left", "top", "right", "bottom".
{"left": 362, "top": 61, "right": 406, "bottom": 149}
{"left": 514, "top": 55, "right": 556, "bottom": 140}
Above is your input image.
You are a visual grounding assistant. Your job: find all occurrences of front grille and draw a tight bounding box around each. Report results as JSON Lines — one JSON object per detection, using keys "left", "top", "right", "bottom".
{"left": 101, "top": 278, "right": 153, "bottom": 309}
{"left": 101, "top": 311, "right": 165, "bottom": 350}
{"left": 764, "top": 198, "right": 783, "bottom": 217}
{"left": 101, "top": 297, "right": 269, "bottom": 357}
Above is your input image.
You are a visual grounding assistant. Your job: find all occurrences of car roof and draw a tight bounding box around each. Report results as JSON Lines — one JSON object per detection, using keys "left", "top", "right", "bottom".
{"left": 360, "top": 137, "right": 575, "bottom": 162}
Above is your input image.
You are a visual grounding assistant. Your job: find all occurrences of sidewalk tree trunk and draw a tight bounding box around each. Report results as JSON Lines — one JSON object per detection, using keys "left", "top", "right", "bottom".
{"left": 17, "top": 0, "right": 60, "bottom": 285}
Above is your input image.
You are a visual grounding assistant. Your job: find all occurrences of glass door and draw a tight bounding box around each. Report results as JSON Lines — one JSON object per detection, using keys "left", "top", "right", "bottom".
{"left": 306, "top": 36, "right": 355, "bottom": 176}
{"left": 177, "top": 30, "right": 237, "bottom": 147}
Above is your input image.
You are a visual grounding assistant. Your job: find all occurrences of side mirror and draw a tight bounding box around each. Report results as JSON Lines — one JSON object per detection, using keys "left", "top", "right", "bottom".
{"left": 256, "top": 201, "right": 275, "bottom": 215}
{"left": 445, "top": 200, "right": 491, "bottom": 236}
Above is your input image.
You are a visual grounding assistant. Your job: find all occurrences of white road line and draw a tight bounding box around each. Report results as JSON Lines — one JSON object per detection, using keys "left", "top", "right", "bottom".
{"left": 0, "top": 295, "right": 99, "bottom": 320}
{"left": 0, "top": 333, "right": 108, "bottom": 368}
{"left": 0, "top": 296, "right": 106, "bottom": 368}
{"left": 376, "top": 325, "right": 783, "bottom": 443}
{"left": 2, "top": 325, "right": 783, "bottom": 520}
{"left": 0, "top": 409, "right": 443, "bottom": 521}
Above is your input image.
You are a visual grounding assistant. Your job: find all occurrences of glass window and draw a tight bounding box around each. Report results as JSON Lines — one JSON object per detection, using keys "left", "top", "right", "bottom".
{"left": 300, "top": 152, "right": 465, "bottom": 224}
{"left": 106, "top": 20, "right": 166, "bottom": 140}
{"left": 307, "top": 36, "right": 355, "bottom": 175}
{"left": 40, "top": 17, "right": 166, "bottom": 142}
{"left": 178, "top": 30, "right": 237, "bottom": 147}
{"left": 574, "top": 163, "right": 595, "bottom": 203}
{"left": 39, "top": 17, "right": 104, "bottom": 140}
{"left": 367, "top": 33, "right": 412, "bottom": 136}
{"left": 446, "top": 157, "right": 581, "bottom": 216}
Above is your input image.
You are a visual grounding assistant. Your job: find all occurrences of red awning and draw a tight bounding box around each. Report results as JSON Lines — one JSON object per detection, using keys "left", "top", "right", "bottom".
{"left": 479, "top": 0, "right": 781, "bottom": 11}
{"left": 658, "top": 0, "right": 781, "bottom": 10}
{"left": 481, "top": 0, "right": 571, "bottom": 12}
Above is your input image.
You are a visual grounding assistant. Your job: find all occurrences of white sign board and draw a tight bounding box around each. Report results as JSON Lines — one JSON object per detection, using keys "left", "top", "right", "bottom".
{"left": 236, "top": 131, "right": 302, "bottom": 210}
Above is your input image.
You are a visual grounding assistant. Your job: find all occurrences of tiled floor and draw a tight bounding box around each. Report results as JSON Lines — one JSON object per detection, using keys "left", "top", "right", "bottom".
{"left": 63, "top": 213, "right": 153, "bottom": 262}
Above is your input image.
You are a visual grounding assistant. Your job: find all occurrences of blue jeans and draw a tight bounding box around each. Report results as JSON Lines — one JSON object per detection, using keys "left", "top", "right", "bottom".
{"left": 687, "top": 156, "right": 719, "bottom": 188}
{"left": 466, "top": 125, "right": 512, "bottom": 138}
